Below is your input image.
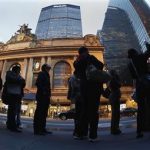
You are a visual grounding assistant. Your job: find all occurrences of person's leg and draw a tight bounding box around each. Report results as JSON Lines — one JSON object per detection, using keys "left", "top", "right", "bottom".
{"left": 16, "top": 101, "right": 21, "bottom": 128}
{"left": 137, "top": 99, "right": 145, "bottom": 137}
{"left": 33, "top": 101, "right": 44, "bottom": 134}
{"left": 42, "top": 99, "right": 50, "bottom": 133}
{"left": 7, "top": 97, "right": 19, "bottom": 131}
{"left": 111, "top": 104, "right": 115, "bottom": 133}
{"left": 73, "top": 98, "right": 84, "bottom": 137}
{"left": 88, "top": 94, "right": 100, "bottom": 139}
{"left": 111, "top": 101, "right": 121, "bottom": 134}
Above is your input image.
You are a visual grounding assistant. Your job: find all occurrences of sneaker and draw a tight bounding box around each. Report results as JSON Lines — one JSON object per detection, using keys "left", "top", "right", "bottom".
{"left": 111, "top": 130, "right": 122, "bottom": 135}
{"left": 9, "top": 128, "right": 22, "bottom": 133}
{"left": 43, "top": 130, "right": 53, "bottom": 135}
{"left": 89, "top": 138, "right": 99, "bottom": 142}
{"left": 34, "top": 131, "right": 46, "bottom": 136}
{"left": 73, "top": 135, "right": 84, "bottom": 140}
{"left": 136, "top": 133, "right": 144, "bottom": 139}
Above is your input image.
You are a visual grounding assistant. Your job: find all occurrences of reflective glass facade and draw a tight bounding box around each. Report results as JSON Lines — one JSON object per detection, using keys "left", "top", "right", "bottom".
{"left": 109, "top": 0, "right": 150, "bottom": 52}
{"left": 100, "top": 6, "right": 141, "bottom": 84}
{"left": 35, "top": 4, "right": 83, "bottom": 39}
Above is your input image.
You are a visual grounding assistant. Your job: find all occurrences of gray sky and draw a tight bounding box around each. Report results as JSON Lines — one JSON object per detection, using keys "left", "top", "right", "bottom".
{"left": 0, "top": 0, "right": 150, "bottom": 43}
{"left": 0, "top": 0, "right": 109, "bottom": 43}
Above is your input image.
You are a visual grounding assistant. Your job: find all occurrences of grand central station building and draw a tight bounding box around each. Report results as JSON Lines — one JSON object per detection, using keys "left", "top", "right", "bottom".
{"left": 0, "top": 24, "right": 134, "bottom": 118}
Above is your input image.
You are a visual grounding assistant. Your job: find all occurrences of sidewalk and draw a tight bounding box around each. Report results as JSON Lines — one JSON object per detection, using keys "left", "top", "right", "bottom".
{"left": 0, "top": 114, "right": 150, "bottom": 150}
{"left": 0, "top": 126, "right": 150, "bottom": 150}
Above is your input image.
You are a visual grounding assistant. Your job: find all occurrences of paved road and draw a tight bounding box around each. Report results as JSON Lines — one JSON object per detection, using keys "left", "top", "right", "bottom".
{"left": 0, "top": 114, "right": 150, "bottom": 150}
{"left": 0, "top": 126, "right": 150, "bottom": 150}
{"left": 0, "top": 113, "right": 136, "bottom": 131}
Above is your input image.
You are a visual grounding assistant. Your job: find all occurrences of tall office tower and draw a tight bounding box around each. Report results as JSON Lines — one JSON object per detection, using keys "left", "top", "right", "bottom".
{"left": 35, "top": 4, "right": 83, "bottom": 39}
{"left": 99, "top": 0, "right": 150, "bottom": 84}
{"left": 108, "top": 0, "right": 150, "bottom": 52}
{"left": 99, "top": 1, "right": 139, "bottom": 84}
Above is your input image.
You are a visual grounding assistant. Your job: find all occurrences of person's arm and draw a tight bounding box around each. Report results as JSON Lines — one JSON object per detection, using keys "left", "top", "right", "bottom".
{"left": 36, "top": 72, "right": 50, "bottom": 96}
{"left": 90, "top": 55, "right": 104, "bottom": 70}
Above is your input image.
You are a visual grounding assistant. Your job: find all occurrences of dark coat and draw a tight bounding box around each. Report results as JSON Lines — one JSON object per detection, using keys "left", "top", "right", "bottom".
{"left": 1, "top": 71, "right": 25, "bottom": 104}
{"left": 74, "top": 54, "right": 104, "bottom": 98}
{"left": 0, "top": 77, "right": 2, "bottom": 91}
{"left": 128, "top": 49, "right": 150, "bottom": 79}
{"left": 36, "top": 71, "right": 51, "bottom": 101}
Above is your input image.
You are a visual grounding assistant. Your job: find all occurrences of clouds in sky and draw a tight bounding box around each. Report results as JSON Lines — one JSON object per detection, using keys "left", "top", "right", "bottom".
{"left": 0, "top": 0, "right": 109, "bottom": 42}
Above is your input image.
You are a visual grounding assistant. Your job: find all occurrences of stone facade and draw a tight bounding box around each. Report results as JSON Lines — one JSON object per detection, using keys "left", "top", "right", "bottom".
{"left": 0, "top": 25, "right": 105, "bottom": 116}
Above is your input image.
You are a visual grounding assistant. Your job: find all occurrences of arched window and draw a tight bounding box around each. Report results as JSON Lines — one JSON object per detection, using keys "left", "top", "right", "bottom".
{"left": 53, "top": 61, "right": 71, "bottom": 88}
{"left": 9, "top": 63, "right": 21, "bottom": 71}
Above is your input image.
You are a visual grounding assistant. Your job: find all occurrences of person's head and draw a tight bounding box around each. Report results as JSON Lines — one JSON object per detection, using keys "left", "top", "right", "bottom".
{"left": 128, "top": 49, "right": 138, "bottom": 58}
{"left": 145, "top": 41, "right": 150, "bottom": 51}
{"left": 78, "top": 46, "right": 89, "bottom": 55}
{"left": 41, "top": 64, "right": 51, "bottom": 72}
{"left": 12, "top": 65, "right": 21, "bottom": 74}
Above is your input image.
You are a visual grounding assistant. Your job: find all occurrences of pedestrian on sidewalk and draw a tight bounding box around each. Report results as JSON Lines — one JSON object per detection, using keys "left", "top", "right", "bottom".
{"left": 109, "top": 70, "right": 122, "bottom": 135}
{"left": 128, "top": 48, "right": 149, "bottom": 138}
{"left": 33, "top": 64, "right": 52, "bottom": 135}
{"left": 3, "top": 65, "right": 25, "bottom": 132}
{"left": 74, "top": 46, "right": 104, "bottom": 142}
{"left": 67, "top": 71, "right": 83, "bottom": 138}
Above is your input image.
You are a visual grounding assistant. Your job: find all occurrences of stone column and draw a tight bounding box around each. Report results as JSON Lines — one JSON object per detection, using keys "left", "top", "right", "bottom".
{"left": 41, "top": 57, "right": 46, "bottom": 67}
{"left": 26, "top": 58, "right": 33, "bottom": 88}
{"left": 1, "top": 60, "right": 7, "bottom": 81}
{"left": 47, "top": 57, "right": 52, "bottom": 65}
{"left": 22, "top": 58, "right": 28, "bottom": 79}
{"left": 0, "top": 60, "right": 4, "bottom": 73}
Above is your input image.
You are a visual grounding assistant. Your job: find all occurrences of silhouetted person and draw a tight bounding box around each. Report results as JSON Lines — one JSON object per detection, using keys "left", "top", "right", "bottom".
{"left": 33, "top": 64, "right": 52, "bottom": 135}
{"left": 109, "top": 70, "right": 121, "bottom": 135}
{"left": 128, "top": 48, "right": 148, "bottom": 138}
{"left": 0, "top": 76, "right": 2, "bottom": 92}
{"left": 4, "top": 65, "right": 25, "bottom": 132}
{"left": 74, "top": 46, "right": 103, "bottom": 142}
{"left": 16, "top": 101, "right": 22, "bottom": 129}
{"left": 67, "top": 72, "right": 82, "bottom": 138}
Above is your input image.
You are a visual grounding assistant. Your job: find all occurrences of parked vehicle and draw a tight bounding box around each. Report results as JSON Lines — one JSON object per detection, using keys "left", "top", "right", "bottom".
{"left": 58, "top": 109, "right": 75, "bottom": 120}
{"left": 120, "top": 107, "right": 137, "bottom": 117}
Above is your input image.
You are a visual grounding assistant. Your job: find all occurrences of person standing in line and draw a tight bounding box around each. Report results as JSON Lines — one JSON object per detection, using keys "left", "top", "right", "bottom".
{"left": 4, "top": 65, "right": 25, "bottom": 132}
{"left": 128, "top": 48, "right": 147, "bottom": 138}
{"left": 74, "top": 46, "right": 104, "bottom": 142}
{"left": 109, "top": 70, "right": 121, "bottom": 135}
{"left": 33, "top": 64, "right": 52, "bottom": 135}
{"left": 67, "top": 71, "right": 82, "bottom": 138}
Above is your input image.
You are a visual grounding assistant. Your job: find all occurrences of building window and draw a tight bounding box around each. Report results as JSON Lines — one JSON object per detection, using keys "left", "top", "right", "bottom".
{"left": 32, "top": 58, "right": 41, "bottom": 87}
{"left": 33, "top": 59, "right": 41, "bottom": 71}
{"left": 32, "top": 73, "right": 38, "bottom": 88}
{"left": 9, "top": 63, "right": 21, "bottom": 71}
{"left": 53, "top": 61, "right": 71, "bottom": 88}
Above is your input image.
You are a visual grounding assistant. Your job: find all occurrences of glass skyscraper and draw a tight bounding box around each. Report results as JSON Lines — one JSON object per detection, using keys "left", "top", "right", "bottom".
{"left": 35, "top": 4, "right": 83, "bottom": 39}
{"left": 109, "top": 0, "right": 150, "bottom": 52}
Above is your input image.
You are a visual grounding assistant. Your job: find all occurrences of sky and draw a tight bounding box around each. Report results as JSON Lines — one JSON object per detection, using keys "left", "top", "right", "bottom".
{"left": 0, "top": 0, "right": 150, "bottom": 43}
{"left": 0, "top": 0, "right": 109, "bottom": 43}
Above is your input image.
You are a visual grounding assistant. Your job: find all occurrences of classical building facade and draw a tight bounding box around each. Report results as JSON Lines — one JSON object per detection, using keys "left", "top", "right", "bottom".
{"left": 0, "top": 25, "right": 105, "bottom": 117}
{"left": 35, "top": 4, "right": 83, "bottom": 39}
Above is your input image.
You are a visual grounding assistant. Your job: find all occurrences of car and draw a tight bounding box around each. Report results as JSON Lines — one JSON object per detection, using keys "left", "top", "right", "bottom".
{"left": 120, "top": 107, "right": 137, "bottom": 117}
{"left": 58, "top": 109, "right": 75, "bottom": 120}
